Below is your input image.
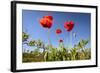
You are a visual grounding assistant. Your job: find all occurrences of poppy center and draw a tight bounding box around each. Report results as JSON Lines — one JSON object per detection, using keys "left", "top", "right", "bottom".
{"left": 67, "top": 24, "right": 70, "bottom": 27}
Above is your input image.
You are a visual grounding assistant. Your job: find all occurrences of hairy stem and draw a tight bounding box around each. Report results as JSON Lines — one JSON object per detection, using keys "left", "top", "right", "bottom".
{"left": 47, "top": 29, "right": 52, "bottom": 47}
{"left": 56, "top": 34, "right": 60, "bottom": 46}
{"left": 66, "top": 32, "right": 68, "bottom": 48}
{"left": 70, "top": 31, "right": 72, "bottom": 49}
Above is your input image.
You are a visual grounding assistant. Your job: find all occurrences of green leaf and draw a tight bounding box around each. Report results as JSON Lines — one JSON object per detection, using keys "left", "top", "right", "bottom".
{"left": 22, "top": 32, "right": 29, "bottom": 42}
{"left": 28, "top": 40, "right": 36, "bottom": 46}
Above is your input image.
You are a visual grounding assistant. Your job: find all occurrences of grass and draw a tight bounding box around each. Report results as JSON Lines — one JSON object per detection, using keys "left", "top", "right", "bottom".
{"left": 22, "top": 47, "right": 91, "bottom": 62}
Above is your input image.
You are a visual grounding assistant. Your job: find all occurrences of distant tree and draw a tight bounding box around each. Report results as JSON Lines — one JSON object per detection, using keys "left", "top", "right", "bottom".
{"left": 28, "top": 39, "right": 46, "bottom": 61}
{"left": 22, "top": 32, "right": 29, "bottom": 42}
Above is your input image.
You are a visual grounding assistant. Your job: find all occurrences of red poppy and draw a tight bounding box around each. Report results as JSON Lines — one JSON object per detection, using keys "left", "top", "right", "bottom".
{"left": 39, "top": 16, "right": 53, "bottom": 29}
{"left": 59, "top": 39, "right": 63, "bottom": 42}
{"left": 43, "top": 15, "right": 53, "bottom": 21}
{"left": 64, "top": 21, "right": 74, "bottom": 31}
{"left": 56, "top": 28, "right": 62, "bottom": 34}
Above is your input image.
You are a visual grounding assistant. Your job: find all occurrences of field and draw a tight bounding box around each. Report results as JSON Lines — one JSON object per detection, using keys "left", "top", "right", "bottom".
{"left": 22, "top": 32, "right": 91, "bottom": 62}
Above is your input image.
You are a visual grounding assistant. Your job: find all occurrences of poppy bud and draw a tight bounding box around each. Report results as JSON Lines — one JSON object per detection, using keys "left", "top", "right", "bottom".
{"left": 59, "top": 39, "right": 63, "bottom": 42}
{"left": 56, "top": 28, "right": 62, "bottom": 34}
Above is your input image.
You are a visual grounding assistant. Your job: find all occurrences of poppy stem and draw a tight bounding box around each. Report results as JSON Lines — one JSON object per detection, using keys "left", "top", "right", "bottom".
{"left": 66, "top": 33, "right": 68, "bottom": 48}
{"left": 56, "top": 34, "right": 60, "bottom": 46}
{"left": 47, "top": 29, "right": 52, "bottom": 47}
{"left": 70, "top": 31, "right": 72, "bottom": 49}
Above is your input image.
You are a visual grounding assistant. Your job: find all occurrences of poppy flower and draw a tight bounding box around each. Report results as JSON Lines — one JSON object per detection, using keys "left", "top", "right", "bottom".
{"left": 39, "top": 16, "right": 53, "bottom": 29}
{"left": 59, "top": 39, "right": 63, "bottom": 43}
{"left": 43, "top": 15, "right": 53, "bottom": 21}
{"left": 64, "top": 21, "right": 74, "bottom": 31}
{"left": 56, "top": 28, "right": 62, "bottom": 34}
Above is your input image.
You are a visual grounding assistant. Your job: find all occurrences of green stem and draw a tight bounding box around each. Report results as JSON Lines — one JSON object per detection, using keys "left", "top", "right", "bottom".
{"left": 66, "top": 33, "right": 68, "bottom": 49}
{"left": 70, "top": 31, "right": 72, "bottom": 49}
{"left": 61, "top": 42, "right": 64, "bottom": 48}
{"left": 56, "top": 34, "right": 60, "bottom": 46}
{"left": 47, "top": 29, "right": 52, "bottom": 47}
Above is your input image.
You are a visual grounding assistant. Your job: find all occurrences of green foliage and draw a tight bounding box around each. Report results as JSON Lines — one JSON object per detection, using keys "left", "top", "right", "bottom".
{"left": 28, "top": 39, "right": 44, "bottom": 48}
{"left": 23, "top": 37, "right": 91, "bottom": 62}
{"left": 77, "top": 39, "right": 88, "bottom": 49}
{"left": 22, "top": 32, "right": 29, "bottom": 42}
{"left": 28, "top": 40, "right": 36, "bottom": 46}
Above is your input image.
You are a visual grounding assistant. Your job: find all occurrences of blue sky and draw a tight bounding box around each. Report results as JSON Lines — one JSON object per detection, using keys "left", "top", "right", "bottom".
{"left": 22, "top": 10, "right": 91, "bottom": 51}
